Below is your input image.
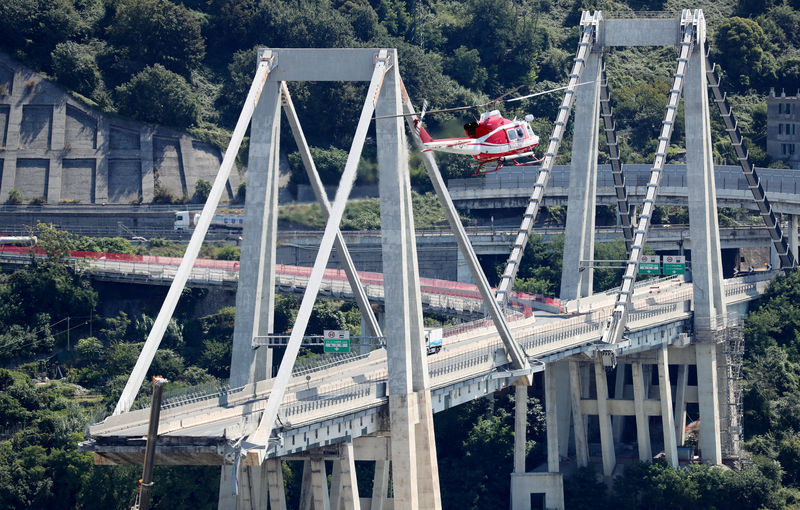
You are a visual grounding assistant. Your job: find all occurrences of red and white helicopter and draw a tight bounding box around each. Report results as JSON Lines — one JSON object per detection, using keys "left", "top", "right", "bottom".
{"left": 415, "top": 109, "right": 540, "bottom": 174}
{"left": 394, "top": 82, "right": 593, "bottom": 175}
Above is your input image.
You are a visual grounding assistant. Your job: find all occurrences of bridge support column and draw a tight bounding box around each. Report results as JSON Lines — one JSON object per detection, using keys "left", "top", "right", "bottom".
{"left": 378, "top": 57, "right": 441, "bottom": 510}
{"left": 514, "top": 384, "right": 527, "bottom": 474}
{"left": 299, "top": 460, "right": 312, "bottom": 510}
{"left": 696, "top": 343, "right": 722, "bottom": 464}
{"left": 456, "top": 248, "right": 475, "bottom": 284}
{"left": 631, "top": 361, "right": 652, "bottom": 462}
{"left": 560, "top": 49, "right": 601, "bottom": 301}
{"left": 674, "top": 363, "right": 689, "bottom": 446}
{"left": 371, "top": 460, "right": 390, "bottom": 510}
{"left": 594, "top": 360, "right": 616, "bottom": 476}
{"left": 790, "top": 215, "right": 799, "bottom": 262}
{"left": 545, "top": 364, "right": 560, "bottom": 473}
{"left": 330, "top": 442, "right": 360, "bottom": 510}
{"left": 218, "top": 464, "right": 268, "bottom": 510}
{"left": 569, "top": 361, "right": 589, "bottom": 467}
{"left": 311, "top": 457, "right": 331, "bottom": 510}
{"left": 554, "top": 361, "right": 572, "bottom": 458}
{"left": 266, "top": 459, "right": 287, "bottom": 510}
{"left": 658, "top": 346, "right": 678, "bottom": 467}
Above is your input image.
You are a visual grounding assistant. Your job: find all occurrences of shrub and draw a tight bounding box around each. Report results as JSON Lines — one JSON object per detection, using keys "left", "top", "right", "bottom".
{"left": 116, "top": 64, "right": 200, "bottom": 129}
{"left": 7, "top": 188, "right": 23, "bottom": 204}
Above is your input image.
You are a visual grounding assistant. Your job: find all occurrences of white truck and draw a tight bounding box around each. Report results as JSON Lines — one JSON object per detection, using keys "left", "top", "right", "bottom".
{"left": 425, "top": 328, "right": 443, "bottom": 355}
{"left": 174, "top": 211, "right": 244, "bottom": 232}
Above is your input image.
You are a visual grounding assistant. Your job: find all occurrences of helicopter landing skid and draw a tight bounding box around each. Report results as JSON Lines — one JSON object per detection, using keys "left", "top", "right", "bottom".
{"left": 472, "top": 153, "right": 542, "bottom": 176}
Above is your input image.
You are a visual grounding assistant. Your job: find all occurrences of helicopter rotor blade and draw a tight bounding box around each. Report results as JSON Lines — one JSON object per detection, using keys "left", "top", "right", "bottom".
{"left": 505, "top": 80, "right": 599, "bottom": 103}
{"left": 373, "top": 80, "right": 599, "bottom": 120}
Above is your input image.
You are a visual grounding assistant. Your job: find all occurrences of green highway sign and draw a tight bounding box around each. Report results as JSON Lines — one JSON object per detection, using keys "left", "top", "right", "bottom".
{"left": 323, "top": 330, "right": 350, "bottom": 353}
{"left": 638, "top": 255, "right": 661, "bottom": 275}
{"left": 663, "top": 255, "right": 686, "bottom": 275}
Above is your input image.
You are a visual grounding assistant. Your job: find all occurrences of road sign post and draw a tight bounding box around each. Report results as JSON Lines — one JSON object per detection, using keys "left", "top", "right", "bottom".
{"left": 638, "top": 255, "right": 661, "bottom": 275}
{"left": 323, "top": 330, "right": 351, "bottom": 353}
{"left": 662, "top": 255, "right": 686, "bottom": 275}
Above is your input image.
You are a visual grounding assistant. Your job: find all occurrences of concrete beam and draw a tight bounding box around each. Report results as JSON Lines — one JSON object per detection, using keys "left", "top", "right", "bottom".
{"left": 594, "top": 360, "right": 616, "bottom": 476}
{"left": 697, "top": 343, "right": 722, "bottom": 464}
{"left": 600, "top": 18, "right": 682, "bottom": 47}
{"left": 631, "top": 362, "right": 652, "bottom": 462}
{"left": 569, "top": 361, "right": 589, "bottom": 467}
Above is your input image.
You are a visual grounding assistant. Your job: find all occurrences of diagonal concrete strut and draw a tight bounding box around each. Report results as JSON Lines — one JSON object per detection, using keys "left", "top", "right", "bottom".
{"left": 280, "top": 82, "right": 382, "bottom": 338}
{"left": 113, "top": 53, "right": 276, "bottom": 416}
{"left": 245, "top": 52, "right": 392, "bottom": 460}
{"left": 399, "top": 80, "right": 532, "bottom": 382}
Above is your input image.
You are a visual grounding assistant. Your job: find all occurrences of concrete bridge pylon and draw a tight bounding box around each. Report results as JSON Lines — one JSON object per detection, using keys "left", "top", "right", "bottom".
{"left": 507, "top": 9, "right": 786, "bottom": 508}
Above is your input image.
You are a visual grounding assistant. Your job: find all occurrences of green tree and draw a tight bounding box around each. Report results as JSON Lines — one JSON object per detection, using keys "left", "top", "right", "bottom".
{"left": 50, "top": 41, "right": 105, "bottom": 100}
{"left": 193, "top": 178, "right": 211, "bottom": 203}
{"left": 116, "top": 65, "right": 200, "bottom": 129}
{"left": 107, "top": 0, "right": 205, "bottom": 77}
{"left": 713, "top": 17, "right": 775, "bottom": 89}
{"left": 444, "top": 46, "right": 488, "bottom": 90}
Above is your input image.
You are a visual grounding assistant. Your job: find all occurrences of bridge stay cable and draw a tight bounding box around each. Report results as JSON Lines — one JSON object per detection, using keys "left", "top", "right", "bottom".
{"left": 112, "top": 54, "right": 276, "bottom": 416}
{"left": 279, "top": 82, "right": 383, "bottom": 337}
{"left": 602, "top": 10, "right": 696, "bottom": 346}
{"left": 494, "top": 12, "right": 599, "bottom": 308}
{"left": 399, "top": 80, "right": 533, "bottom": 381}
{"left": 705, "top": 56, "right": 796, "bottom": 270}
{"left": 599, "top": 60, "right": 635, "bottom": 255}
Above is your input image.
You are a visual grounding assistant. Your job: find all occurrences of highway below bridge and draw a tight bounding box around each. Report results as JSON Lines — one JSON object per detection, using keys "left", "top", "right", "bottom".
{"left": 82, "top": 271, "right": 771, "bottom": 467}
{"left": 448, "top": 164, "right": 800, "bottom": 214}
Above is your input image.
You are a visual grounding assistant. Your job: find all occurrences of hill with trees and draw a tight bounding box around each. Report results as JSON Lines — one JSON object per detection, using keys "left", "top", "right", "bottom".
{"left": 1, "top": 0, "right": 798, "bottom": 183}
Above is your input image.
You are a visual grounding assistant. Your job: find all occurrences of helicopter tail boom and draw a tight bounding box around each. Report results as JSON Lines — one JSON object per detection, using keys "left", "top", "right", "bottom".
{"left": 413, "top": 119, "right": 434, "bottom": 144}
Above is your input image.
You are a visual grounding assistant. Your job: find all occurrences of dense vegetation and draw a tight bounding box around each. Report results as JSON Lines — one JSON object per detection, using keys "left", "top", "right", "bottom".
{"left": 1, "top": 0, "right": 798, "bottom": 188}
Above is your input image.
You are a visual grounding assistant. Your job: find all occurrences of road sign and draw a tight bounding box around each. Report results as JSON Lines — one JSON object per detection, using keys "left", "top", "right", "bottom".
{"left": 638, "top": 255, "right": 661, "bottom": 275}
{"left": 663, "top": 255, "right": 686, "bottom": 275}
{"left": 324, "top": 330, "right": 350, "bottom": 353}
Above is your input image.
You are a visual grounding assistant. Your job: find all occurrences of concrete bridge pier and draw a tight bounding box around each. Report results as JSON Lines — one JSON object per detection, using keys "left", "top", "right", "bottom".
{"left": 377, "top": 57, "right": 441, "bottom": 510}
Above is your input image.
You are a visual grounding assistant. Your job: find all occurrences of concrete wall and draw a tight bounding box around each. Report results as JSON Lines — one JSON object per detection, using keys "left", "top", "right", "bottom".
{"left": 0, "top": 53, "right": 241, "bottom": 204}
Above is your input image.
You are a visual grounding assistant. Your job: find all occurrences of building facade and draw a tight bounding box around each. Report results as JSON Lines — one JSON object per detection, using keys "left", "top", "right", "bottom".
{"left": 767, "top": 88, "right": 800, "bottom": 169}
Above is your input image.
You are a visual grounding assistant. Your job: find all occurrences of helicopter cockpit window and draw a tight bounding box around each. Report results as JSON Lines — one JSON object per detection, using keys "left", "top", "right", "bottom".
{"left": 507, "top": 129, "right": 518, "bottom": 140}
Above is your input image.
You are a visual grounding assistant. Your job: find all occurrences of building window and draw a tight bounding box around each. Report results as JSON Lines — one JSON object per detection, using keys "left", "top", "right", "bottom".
{"left": 780, "top": 103, "right": 784, "bottom": 114}
{"left": 783, "top": 143, "right": 788, "bottom": 155}
{"left": 794, "top": 124, "right": 797, "bottom": 135}
{"left": 787, "top": 123, "right": 792, "bottom": 134}
{"left": 788, "top": 104, "right": 792, "bottom": 114}
{"left": 780, "top": 124, "right": 784, "bottom": 135}
{"left": 791, "top": 144, "right": 796, "bottom": 155}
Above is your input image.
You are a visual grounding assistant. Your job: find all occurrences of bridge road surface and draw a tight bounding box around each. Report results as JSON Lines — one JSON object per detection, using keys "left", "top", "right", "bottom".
{"left": 83, "top": 272, "right": 772, "bottom": 465}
